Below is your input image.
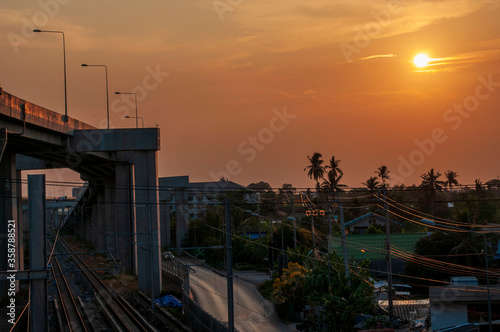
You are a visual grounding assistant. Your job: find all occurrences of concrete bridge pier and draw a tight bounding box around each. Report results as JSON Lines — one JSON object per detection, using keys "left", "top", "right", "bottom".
{"left": 113, "top": 163, "right": 134, "bottom": 274}
{"left": 0, "top": 150, "right": 21, "bottom": 302}
{"left": 132, "top": 150, "right": 161, "bottom": 298}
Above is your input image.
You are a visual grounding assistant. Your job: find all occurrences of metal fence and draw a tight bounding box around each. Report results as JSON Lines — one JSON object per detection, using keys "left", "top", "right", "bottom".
{"left": 162, "top": 259, "right": 233, "bottom": 332}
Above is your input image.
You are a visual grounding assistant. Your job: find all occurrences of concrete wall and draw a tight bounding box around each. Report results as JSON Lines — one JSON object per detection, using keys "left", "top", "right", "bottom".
{"left": 431, "top": 302, "right": 468, "bottom": 331}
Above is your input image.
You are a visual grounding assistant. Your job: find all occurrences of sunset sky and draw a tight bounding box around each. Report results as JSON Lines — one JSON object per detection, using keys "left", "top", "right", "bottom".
{"left": 2, "top": 0, "right": 500, "bottom": 190}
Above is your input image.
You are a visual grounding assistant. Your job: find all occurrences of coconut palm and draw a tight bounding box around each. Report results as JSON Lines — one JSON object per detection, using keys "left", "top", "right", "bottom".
{"left": 323, "top": 156, "right": 345, "bottom": 200}
{"left": 322, "top": 175, "right": 347, "bottom": 199}
{"left": 375, "top": 165, "right": 390, "bottom": 188}
{"left": 420, "top": 168, "right": 446, "bottom": 215}
{"left": 362, "top": 176, "right": 381, "bottom": 194}
{"left": 304, "top": 152, "right": 325, "bottom": 195}
{"left": 444, "top": 170, "right": 459, "bottom": 190}
{"left": 325, "top": 156, "right": 343, "bottom": 182}
{"left": 420, "top": 169, "right": 445, "bottom": 194}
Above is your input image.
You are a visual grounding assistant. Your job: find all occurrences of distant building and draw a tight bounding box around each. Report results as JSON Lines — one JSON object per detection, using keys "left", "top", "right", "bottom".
{"left": 430, "top": 278, "right": 500, "bottom": 330}
{"left": 344, "top": 212, "right": 400, "bottom": 234}
{"left": 21, "top": 196, "right": 75, "bottom": 229}
{"left": 159, "top": 176, "right": 255, "bottom": 219}
{"left": 158, "top": 176, "right": 255, "bottom": 249}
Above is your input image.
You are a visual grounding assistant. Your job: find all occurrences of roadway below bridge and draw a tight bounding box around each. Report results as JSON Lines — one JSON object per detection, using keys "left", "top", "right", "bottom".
{"left": 187, "top": 265, "right": 297, "bottom": 332}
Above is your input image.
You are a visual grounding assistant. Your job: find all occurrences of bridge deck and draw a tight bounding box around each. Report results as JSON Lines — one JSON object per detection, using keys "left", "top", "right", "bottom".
{"left": 0, "top": 90, "right": 95, "bottom": 134}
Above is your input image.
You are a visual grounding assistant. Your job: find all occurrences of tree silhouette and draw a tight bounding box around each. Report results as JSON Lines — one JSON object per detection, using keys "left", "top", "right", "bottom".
{"left": 322, "top": 155, "right": 345, "bottom": 200}
{"left": 362, "top": 176, "right": 381, "bottom": 194}
{"left": 304, "top": 152, "right": 325, "bottom": 195}
{"left": 444, "top": 170, "right": 459, "bottom": 190}
{"left": 420, "top": 168, "right": 446, "bottom": 215}
{"left": 375, "top": 165, "right": 390, "bottom": 188}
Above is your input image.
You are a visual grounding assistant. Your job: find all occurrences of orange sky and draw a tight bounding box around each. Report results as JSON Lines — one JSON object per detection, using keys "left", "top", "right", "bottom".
{"left": 2, "top": 0, "right": 500, "bottom": 190}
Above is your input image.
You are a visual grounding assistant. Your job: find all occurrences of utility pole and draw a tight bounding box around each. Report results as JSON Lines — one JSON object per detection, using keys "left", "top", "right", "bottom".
{"left": 384, "top": 190, "right": 393, "bottom": 327}
{"left": 292, "top": 203, "right": 297, "bottom": 249}
{"left": 224, "top": 198, "right": 234, "bottom": 332}
{"left": 339, "top": 199, "right": 350, "bottom": 280}
{"left": 311, "top": 212, "right": 316, "bottom": 251}
{"left": 328, "top": 208, "right": 332, "bottom": 254}
{"left": 257, "top": 194, "right": 261, "bottom": 241}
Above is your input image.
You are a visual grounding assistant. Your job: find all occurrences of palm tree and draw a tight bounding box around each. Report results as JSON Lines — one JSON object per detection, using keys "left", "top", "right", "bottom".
{"left": 304, "top": 152, "right": 325, "bottom": 195}
{"left": 420, "top": 169, "right": 445, "bottom": 193}
{"left": 420, "top": 168, "right": 446, "bottom": 215}
{"left": 444, "top": 170, "right": 459, "bottom": 190}
{"left": 362, "top": 176, "right": 381, "bottom": 194}
{"left": 375, "top": 165, "right": 390, "bottom": 188}
{"left": 323, "top": 156, "right": 345, "bottom": 200}
{"left": 322, "top": 175, "right": 347, "bottom": 198}
{"left": 325, "top": 156, "right": 343, "bottom": 182}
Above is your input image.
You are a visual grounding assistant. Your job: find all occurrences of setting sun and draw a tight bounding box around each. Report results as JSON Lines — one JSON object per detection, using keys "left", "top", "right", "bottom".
{"left": 413, "top": 53, "right": 430, "bottom": 68}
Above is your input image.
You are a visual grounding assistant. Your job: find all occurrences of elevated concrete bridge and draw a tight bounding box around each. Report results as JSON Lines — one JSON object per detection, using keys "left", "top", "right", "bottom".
{"left": 0, "top": 90, "right": 162, "bottom": 300}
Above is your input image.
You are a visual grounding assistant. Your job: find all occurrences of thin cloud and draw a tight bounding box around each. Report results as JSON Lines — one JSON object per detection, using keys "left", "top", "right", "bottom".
{"left": 338, "top": 54, "right": 397, "bottom": 64}
{"left": 415, "top": 49, "right": 500, "bottom": 72}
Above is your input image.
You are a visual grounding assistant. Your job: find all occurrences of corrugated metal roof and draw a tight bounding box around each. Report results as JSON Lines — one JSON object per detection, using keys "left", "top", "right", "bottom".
{"left": 330, "top": 233, "right": 428, "bottom": 260}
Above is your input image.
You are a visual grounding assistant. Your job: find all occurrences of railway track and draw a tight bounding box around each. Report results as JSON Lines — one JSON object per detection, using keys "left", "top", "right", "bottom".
{"left": 49, "top": 235, "right": 156, "bottom": 332}
{"left": 50, "top": 252, "right": 89, "bottom": 332}
{"left": 129, "top": 291, "right": 192, "bottom": 332}
{"left": 48, "top": 234, "right": 192, "bottom": 332}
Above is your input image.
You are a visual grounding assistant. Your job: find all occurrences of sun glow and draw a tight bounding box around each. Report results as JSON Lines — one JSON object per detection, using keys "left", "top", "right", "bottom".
{"left": 413, "top": 53, "right": 430, "bottom": 68}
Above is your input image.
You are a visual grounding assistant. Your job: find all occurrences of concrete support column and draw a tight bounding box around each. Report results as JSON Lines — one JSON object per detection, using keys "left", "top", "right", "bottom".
{"left": 133, "top": 151, "right": 161, "bottom": 297}
{"left": 96, "top": 188, "right": 106, "bottom": 251}
{"left": 28, "top": 174, "right": 48, "bottom": 332}
{"left": 175, "top": 188, "right": 188, "bottom": 254}
{"left": 0, "top": 152, "right": 18, "bottom": 301}
{"left": 159, "top": 202, "right": 171, "bottom": 249}
{"left": 104, "top": 180, "right": 115, "bottom": 259}
{"left": 115, "top": 164, "right": 134, "bottom": 273}
{"left": 91, "top": 199, "right": 98, "bottom": 250}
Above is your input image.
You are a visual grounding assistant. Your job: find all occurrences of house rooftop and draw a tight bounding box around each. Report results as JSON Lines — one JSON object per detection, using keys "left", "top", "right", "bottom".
{"left": 330, "top": 233, "right": 428, "bottom": 260}
{"left": 344, "top": 212, "right": 400, "bottom": 228}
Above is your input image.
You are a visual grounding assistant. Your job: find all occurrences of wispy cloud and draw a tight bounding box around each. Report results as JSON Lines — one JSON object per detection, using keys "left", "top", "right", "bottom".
{"left": 338, "top": 54, "right": 397, "bottom": 64}
{"left": 414, "top": 48, "right": 500, "bottom": 72}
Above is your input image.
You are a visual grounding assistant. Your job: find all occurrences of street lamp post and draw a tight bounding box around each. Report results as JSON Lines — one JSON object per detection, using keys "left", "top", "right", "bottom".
{"left": 115, "top": 92, "right": 138, "bottom": 128}
{"left": 81, "top": 64, "right": 110, "bottom": 129}
{"left": 33, "top": 29, "right": 68, "bottom": 122}
{"left": 421, "top": 218, "right": 492, "bottom": 332}
{"left": 125, "top": 116, "right": 144, "bottom": 128}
